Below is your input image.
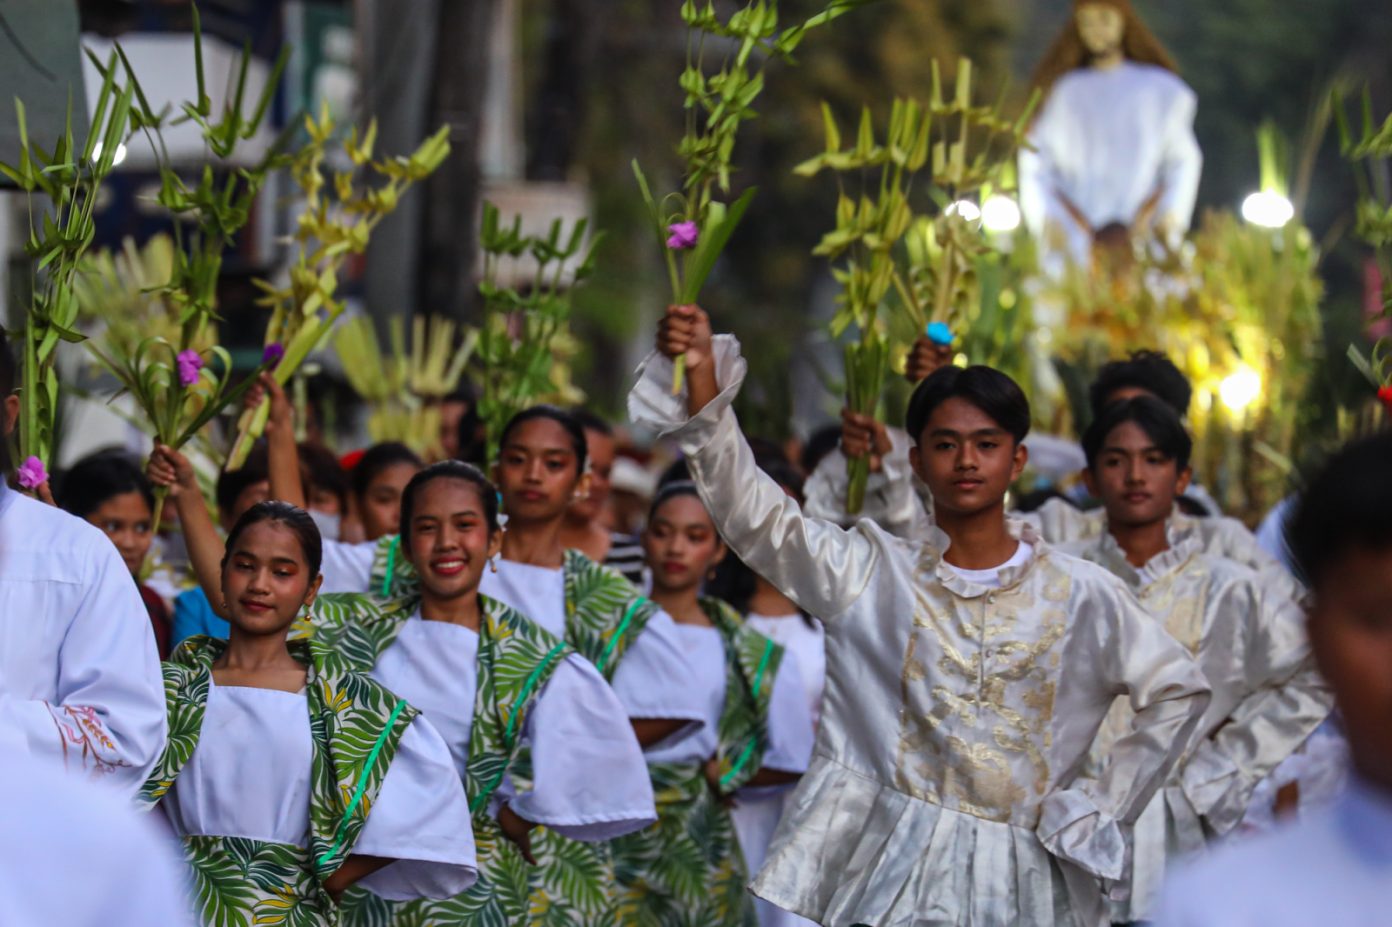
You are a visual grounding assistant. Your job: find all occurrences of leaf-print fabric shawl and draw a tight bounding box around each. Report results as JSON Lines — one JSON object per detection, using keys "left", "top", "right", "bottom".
{"left": 610, "top": 598, "right": 785, "bottom": 927}
{"left": 137, "top": 635, "right": 418, "bottom": 927}
{"left": 307, "top": 593, "right": 581, "bottom": 926}
{"left": 559, "top": 547, "right": 660, "bottom": 680}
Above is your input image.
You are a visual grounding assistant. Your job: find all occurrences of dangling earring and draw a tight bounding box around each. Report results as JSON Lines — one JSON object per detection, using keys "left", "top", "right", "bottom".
{"left": 489, "top": 556, "right": 498, "bottom": 574}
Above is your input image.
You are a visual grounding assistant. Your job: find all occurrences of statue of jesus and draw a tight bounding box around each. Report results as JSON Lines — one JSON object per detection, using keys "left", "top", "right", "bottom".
{"left": 1019, "top": 0, "right": 1202, "bottom": 270}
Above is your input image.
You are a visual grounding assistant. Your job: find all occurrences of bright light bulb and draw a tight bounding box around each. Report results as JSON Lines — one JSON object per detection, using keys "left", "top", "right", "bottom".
{"left": 946, "top": 200, "right": 981, "bottom": 222}
{"left": 1241, "top": 191, "right": 1293, "bottom": 229}
{"left": 1218, "top": 366, "right": 1262, "bottom": 413}
{"left": 91, "top": 141, "right": 128, "bottom": 167}
{"left": 980, "top": 194, "right": 1021, "bottom": 233}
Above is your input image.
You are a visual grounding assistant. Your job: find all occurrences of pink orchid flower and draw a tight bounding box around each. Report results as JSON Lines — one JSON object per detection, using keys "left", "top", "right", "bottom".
{"left": 666, "top": 221, "right": 699, "bottom": 250}
{"left": 176, "top": 350, "right": 204, "bottom": 387}
{"left": 17, "top": 456, "right": 47, "bottom": 489}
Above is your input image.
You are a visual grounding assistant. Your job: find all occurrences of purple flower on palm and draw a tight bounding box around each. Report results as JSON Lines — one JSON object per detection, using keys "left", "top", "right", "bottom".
{"left": 176, "top": 350, "right": 204, "bottom": 387}
{"left": 666, "top": 221, "right": 699, "bottom": 250}
{"left": 261, "top": 343, "right": 285, "bottom": 369}
{"left": 17, "top": 456, "right": 47, "bottom": 489}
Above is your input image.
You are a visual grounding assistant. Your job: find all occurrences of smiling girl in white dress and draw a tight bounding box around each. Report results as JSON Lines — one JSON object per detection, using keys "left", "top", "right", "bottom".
{"left": 134, "top": 464, "right": 479, "bottom": 926}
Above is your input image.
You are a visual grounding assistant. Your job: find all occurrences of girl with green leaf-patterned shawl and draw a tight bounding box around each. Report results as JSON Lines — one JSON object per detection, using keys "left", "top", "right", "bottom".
{"left": 610, "top": 482, "right": 815, "bottom": 927}
{"left": 308, "top": 462, "right": 658, "bottom": 927}
{"left": 130, "top": 482, "right": 478, "bottom": 927}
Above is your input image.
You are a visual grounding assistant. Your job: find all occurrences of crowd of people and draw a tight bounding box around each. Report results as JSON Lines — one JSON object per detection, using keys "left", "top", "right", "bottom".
{"left": 3, "top": 306, "right": 1389, "bottom": 927}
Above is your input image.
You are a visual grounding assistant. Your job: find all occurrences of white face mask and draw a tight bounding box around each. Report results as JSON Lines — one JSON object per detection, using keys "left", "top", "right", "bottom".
{"left": 309, "top": 509, "right": 342, "bottom": 542}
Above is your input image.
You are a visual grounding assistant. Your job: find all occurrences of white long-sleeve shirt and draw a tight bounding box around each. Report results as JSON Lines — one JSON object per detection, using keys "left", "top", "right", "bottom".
{"left": 0, "top": 483, "right": 166, "bottom": 796}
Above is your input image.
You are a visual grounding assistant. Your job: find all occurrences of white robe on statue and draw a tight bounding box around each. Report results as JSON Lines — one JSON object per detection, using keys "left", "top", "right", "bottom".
{"left": 628, "top": 337, "right": 1211, "bottom": 927}
{"left": 0, "top": 483, "right": 166, "bottom": 796}
{"left": 368, "top": 611, "right": 657, "bottom": 839}
{"left": 1020, "top": 61, "right": 1202, "bottom": 269}
{"left": 164, "top": 678, "right": 479, "bottom": 899}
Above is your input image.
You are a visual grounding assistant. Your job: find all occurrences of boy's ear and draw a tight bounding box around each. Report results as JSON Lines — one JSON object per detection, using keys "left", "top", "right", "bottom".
{"left": 1176, "top": 465, "right": 1193, "bottom": 497}
{"left": 1080, "top": 466, "right": 1098, "bottom": 498}
{"left": 1010, "top": 440, "right": 1029, "bottom": 483}
{"left": 908, "top": 444, "right": 921, "bottom": 475}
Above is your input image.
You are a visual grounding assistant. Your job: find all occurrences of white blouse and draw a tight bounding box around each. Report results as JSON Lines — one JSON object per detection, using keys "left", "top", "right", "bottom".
{"left": 642, "top": 618, "right": 814, "bottom": 775}
{"left": 744, "top": 614, "right": 825, "bottom": 727}
{"left": 480, "top": 560, "right": 708, "bottom": 724}
{"left": 369, "top": 613, "right": 657, "bottom": 841}
{"left": 164, "top": 679, "right": 478, "bottom": 900}
{"left": 318, "top": 538, "right": 377, "bottom": 594}
{"left": 629, "top": 337, "right": 1210, "bottom": 927}
{"left": 0, "top": 483, "right": 166, "bottom": 796}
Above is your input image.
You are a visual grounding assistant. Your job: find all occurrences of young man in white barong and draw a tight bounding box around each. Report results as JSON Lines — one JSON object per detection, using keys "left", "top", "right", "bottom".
{"left": 631, "top": 305, "right": 1210, "bottom": 926}
{"left": 0, "top": 332, "right": 165, "bottom": 795}
{"left": 1063, "top": 396, "right": 1331, "bottom": 922}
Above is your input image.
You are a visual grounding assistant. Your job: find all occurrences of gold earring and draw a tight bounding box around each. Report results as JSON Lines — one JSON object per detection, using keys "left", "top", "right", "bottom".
{"left": 489, "top": 557, "right": 498, "bottom": 574}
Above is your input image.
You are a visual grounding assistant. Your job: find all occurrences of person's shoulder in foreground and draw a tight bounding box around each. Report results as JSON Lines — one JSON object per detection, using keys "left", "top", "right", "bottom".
{"left": 0, "top": 754, "right": 195, "bottom": 927}
{"left": 1154, "top": 778, "right": 1392, "bottom": 927}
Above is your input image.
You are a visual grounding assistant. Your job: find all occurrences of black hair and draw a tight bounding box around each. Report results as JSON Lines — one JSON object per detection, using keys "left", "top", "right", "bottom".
{"left": 800, "top": 424, "right": 842, "bottom": 477}
{"left": 399, "top": 460, "right": 500, "bottom": 542}
{"left": 447, "top": 382, "right": 485, "bottom": 466}
{"left": 222, "top": 500, "right": 323, "bottom": 577}
{"left": 498, "top": 405, "right": 588, "bottom": 473}
{"left": 216, "top": 445, "right": 270, "bottom": 519}
{"left": 298, "top": 442, "right": 349, "bottom": 511}
{"left": 1081, "top": 395, "right": 1193, "bottom": 473}
{"left": 1088, "top": 350, "right": 1192, "bottom": 419}
{"left": 658, "top": 457, "right": 691, "bottom": 487}
{"left": 57, "top": 450, "right": 155, "bottom": 518}
{"left": 1287, "top": 432, "right": 1392, "bottom": 589}
{"left": 1014, "top": 487, "right": 1073, "bottom": 514}
{"left": 569, "top": 407, "right": 614, "bottom": 438}
{"left": 647, "top": 480, "right": 708, "bottom": 523}
{"left": 1175, "top": 494, "right": 1210, "bottom": 517}
{"left": 904, "top": 365, "right": 1031, "bottom": 445}
{"left": 351, "top": 442, "right": 424, "bottom": 501}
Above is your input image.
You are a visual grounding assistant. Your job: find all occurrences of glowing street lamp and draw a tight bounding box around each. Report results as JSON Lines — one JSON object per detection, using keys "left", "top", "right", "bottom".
{"left": 1218, "top": 366, "right": 1262, "bottom": 413}
{"left": 980, "top": 194, "right": 1022, "bottom": 234}
{"left": 1241, "top": 191, "right": 1294, "bottom": 229}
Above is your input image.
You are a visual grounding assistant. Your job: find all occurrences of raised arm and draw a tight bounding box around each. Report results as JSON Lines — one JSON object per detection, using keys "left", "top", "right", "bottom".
{"left": 258, "top": 373, "right": 306, "bottom": 508}
{"left": 149, "top": 444, "right": 227, "bottom": 620}
{"left": 1180, "top": 585, "right": 1332, "bottom": 835}
{"left": 630, "top": 306, "right": 880, "bottom": 620}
